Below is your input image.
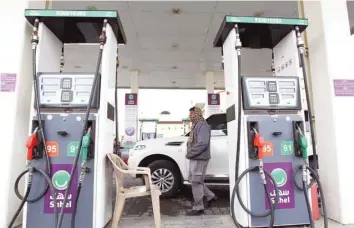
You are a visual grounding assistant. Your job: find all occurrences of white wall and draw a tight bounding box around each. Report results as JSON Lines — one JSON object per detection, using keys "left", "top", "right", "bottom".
{"left": 0, "top": 0, "right": 41, "bottom": 226}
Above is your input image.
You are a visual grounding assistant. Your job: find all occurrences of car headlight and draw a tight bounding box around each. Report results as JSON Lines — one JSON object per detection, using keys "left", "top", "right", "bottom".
{"left": 134, "top": 145, "right": 146, "bottom": 150}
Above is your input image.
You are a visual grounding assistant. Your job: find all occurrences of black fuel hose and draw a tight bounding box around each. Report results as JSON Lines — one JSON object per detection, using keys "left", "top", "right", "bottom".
{"left": 302, "top": 175, "right": 315, "bottom": 228}
{"left": 230, "top": 24, "right": 244, "bottom": 228}
{"left": 10, "top": 19, "right": 54, "bottom": 227}
{"left": 15, "top": 39, "right": 51, "bottom": 204}
{"left": 56, "top": 19, "right": 108, "bottom": 228}
{"left": 70, "top": 185, "right": 82, "bottom": 228}
{"left": 232, "top": 166, "right": 279, "bottom": 228}
{"left": 114, "top": 47, "right": 119, "bottom": 155}
{"left": 293, "top": 165, "right": 328, "bottom": 228}
{"left": 230, "top": 24, "right": 278, "bottom": 228}
{"left": 295, "top": 27, "right": 328, "bottom": 228}
{"left": 8, "top": 167, "right": 58, "bottom": 228}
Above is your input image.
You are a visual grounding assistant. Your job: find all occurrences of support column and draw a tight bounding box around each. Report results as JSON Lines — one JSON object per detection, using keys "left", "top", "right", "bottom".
{"left": 303, "top": 0, "right": 354, "bottom": 224}
{"left": 0, "top": 0, "right": 43, "bottom": 227}
{"left": 130, "top": 69, "right": 139, "bottom": 93}
{"left": 130, "top": 70, "right": 139, "bottom": 140}
{"left": 205, "top": 71, "right": 220, "bottom": 117}
{"left": 205, "top": 71, "right": 214, "bottom": 94}
{"left": 123, "top": 70, "right": 139, "bottom": 149}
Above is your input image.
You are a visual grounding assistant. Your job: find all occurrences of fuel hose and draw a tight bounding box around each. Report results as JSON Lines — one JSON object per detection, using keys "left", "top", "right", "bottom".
{"left": 295, "top": 26, "right": 328, "bottom": 228}
{"left": 56, "top": 19, "right": 108, "bottom": 228}
{"left": 71, "top": 129, "right": 91, "bottom": 228}
{"left": 230, "top": 24, "right": 278, "bottom": 228}
{"left": 293, "top": 165, "right": 328, "bottom": 228}
{"left": 9, "top": 18, "right": 57, "bottom": 227}
{"left": 231, "top": 166, "right": 279, "bottom": 228}
{"left": 9, "top": 167, "right": 58, "bottom": 228}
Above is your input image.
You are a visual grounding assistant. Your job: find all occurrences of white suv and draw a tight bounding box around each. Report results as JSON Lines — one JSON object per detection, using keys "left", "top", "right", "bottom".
{"left": 128, "top": 113, "right": 229, "bottom": 197}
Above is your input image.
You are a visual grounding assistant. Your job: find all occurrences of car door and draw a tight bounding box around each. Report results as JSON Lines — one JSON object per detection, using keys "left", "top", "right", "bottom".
{"left": 205, "top": 114, "right": 229, "bottom": 178}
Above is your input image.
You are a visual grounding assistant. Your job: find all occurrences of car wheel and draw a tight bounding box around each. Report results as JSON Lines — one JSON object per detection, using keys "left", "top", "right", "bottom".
{"left": 148, "top": 160, "right": 181, "bottom": 198}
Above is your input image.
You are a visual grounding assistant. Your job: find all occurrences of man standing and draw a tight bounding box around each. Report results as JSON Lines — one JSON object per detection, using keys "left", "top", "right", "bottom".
{"left": 186, "top": 107, "right": 217, "bottom": 216}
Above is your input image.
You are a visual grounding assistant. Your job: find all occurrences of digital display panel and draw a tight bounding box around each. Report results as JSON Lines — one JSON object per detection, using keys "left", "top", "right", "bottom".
{"left": 279, "top": 88, "right": 296, "bottom": 93}
{"left": 242, "top": 76, "right": 301, "bottom": 110}
{"left": 61, "top": 90, "right": 73, "bottom": 102}
{"left": 269, "top": 93, "right": 279, "bottom": 104}
{"left": 279, "top": 81, "right": 295, "bottom": 87}
{"left": 36, "top": 73, "right": 100, "bottom": 109}
{"left": 61, "top": 78, "right": 72, "bottom": 89}
{"left": 249, "top": 81, "right": 265, "bottom": 87}
{"left": 267, "top": 81, "right": 277, "bottom": 92}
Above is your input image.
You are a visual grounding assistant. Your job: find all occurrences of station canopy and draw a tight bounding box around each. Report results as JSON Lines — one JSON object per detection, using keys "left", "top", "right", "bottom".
{"left": 38, "top": 1, "right": 300, "bottom": 89}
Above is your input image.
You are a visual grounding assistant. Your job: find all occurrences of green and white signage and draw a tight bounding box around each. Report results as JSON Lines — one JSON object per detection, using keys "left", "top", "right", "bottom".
{"left": 52, "top": 170, "right": 71, "bottom": 190}
{"left": 226, "top": 16, "right": 308, "bottom": 26}
{"left": 25, "top": 9, "right": 118, "bottom": 18}
{"left": 67, "top": 141, "right": 79, "bottom": 157}
{"left": 271, "top": 168, "right": 288, "bottom": 187}
{"left": 281, "top": 141, "right": 294, "bottom": 156}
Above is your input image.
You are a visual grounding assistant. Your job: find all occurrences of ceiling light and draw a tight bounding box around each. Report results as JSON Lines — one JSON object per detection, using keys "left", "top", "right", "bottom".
{"left": 171, "top": 43, "right": 180, "bottom": 49}
{"left": 171, "top": 8, "right": 182, "bottom": 15}
{"left": 86, "top": 6, "right": 97, "bottom": 10}
{"left": 253, "top": 12, "right": 264, "bottom": 17}
{"left": 172, "top": 81, "right": 176, "bottom": 84}
{"left": 172, "top": 66, "right": 177, "bottom": 70}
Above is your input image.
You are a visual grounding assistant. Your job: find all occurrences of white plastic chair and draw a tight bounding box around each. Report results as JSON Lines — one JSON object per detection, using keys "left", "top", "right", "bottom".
{"left": 107, "top": 153, "right": 162, "bottom": 228}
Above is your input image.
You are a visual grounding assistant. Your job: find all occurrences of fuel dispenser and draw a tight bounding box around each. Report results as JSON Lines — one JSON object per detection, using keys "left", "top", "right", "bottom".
{"left": 213, "top": 16, "right": 328, "bottom": 227}
{"left": 8, "top": 9, "right": 126, "bottom": 228}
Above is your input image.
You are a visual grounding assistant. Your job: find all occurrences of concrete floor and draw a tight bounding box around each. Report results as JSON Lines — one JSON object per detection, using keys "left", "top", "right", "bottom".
{"left": 116, "top": 216, "right": 354, "bottom": 228}
{"left": 113, "top": 177, "right": 354, "bottom": 228}
{"left": 17, "top": 176, "right": 354, "bottom": 228}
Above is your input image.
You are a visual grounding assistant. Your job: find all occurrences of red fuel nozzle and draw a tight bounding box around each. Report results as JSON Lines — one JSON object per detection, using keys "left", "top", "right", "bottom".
{"left": 26, "top": 133, "right": 38, "bottom": 161}
{"left": 253, "top": 133, "right": 265, "bottom": 160}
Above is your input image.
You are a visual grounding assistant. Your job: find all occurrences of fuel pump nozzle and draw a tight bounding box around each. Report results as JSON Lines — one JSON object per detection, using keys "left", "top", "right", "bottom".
{"left": 71, "top": 128, "right": 92, "bottom": 228}
{"left": 26, "top": 127, "right": 39, "bottom": 161}
{"left": 253, "top": 131, "right": 266, "bottom": 185}
{"left": 9, "top": 128, "right": 58, "bottom": 228}
{"left": 293, "top": 124, "right": 329, "bottom": 228}
{"left": 231, "top": 128, "right": 279, "bottom": 228}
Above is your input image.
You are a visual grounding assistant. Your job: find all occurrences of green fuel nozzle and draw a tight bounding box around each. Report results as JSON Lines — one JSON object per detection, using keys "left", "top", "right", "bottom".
{"left": 81, "top": 128, "right": 91, "bottom": 161}
{"left": 299, "top": 135, "right": 308, "bottom": 159}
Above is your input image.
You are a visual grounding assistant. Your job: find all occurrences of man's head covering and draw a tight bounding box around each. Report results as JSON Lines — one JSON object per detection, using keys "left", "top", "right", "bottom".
{"left": 188, "top": 106, "right": 206, "bottom": 143}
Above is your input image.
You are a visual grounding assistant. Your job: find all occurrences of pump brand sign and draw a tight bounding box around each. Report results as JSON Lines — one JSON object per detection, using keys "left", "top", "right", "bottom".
{"left": 207, "top": 93, "right": 220, "bottom": 105}
{"left": 125, "top": 93, "right": 137, "bottom": 105}
{"left": 44, "top": 164, "right": 78, "bottom": 214}
{"left": 264, "top": 162, "right": 295, "bottom": 209}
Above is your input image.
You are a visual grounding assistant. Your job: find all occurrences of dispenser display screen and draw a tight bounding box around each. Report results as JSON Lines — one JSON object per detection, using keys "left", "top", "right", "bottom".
{"left": 61, "top": 90, "right": 73, "bottom": 102}
{"left": 37, "top": 73, "right": 100, "bottom": 108}
{"left": 267, "top": 81, "right": 277, "bottom": 92}
{"left": 61, "top": 78, "right": 72, "bottom": 89}
{"left": 242, "top": 76, "right": 301, "bottom": 110}
{"left": 269, "top": 93, "right": 279, "bottom": 104}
